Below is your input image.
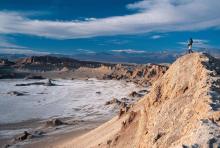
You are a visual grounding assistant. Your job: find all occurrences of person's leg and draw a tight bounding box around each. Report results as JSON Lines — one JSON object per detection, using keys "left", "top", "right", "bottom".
{"left": 189, "top": 45, "right": 193, "bottom": 53}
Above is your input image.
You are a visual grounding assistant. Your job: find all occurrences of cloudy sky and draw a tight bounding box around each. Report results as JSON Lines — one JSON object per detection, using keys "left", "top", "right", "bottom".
{"left": 0, "top": 0, "right": 219, "bottom": 55}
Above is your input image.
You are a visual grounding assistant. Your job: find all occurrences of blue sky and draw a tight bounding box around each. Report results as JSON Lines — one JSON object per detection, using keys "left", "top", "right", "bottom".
{"left": 0, "top": 0, "right": 219, "bottom": 55}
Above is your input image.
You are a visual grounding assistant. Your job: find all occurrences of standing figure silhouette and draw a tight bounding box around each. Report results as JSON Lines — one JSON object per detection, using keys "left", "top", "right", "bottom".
{"left": 187, "top": 38, "right": 194, "bottom": 53}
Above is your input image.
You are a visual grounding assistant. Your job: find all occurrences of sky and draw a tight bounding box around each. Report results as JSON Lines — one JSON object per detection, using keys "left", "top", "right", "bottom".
{"left": 0, "top": 0, "right": 220, "bottom": 55}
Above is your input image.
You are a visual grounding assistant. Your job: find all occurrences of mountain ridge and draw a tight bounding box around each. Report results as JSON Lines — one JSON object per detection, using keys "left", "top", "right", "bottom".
{"left": 54, "top": 53, "right": 220, "bottom": 148}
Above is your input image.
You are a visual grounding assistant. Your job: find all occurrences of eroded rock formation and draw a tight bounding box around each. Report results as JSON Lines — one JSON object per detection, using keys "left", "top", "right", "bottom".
{"left": 56, "top": 53, "right": 220, "bottom": 148}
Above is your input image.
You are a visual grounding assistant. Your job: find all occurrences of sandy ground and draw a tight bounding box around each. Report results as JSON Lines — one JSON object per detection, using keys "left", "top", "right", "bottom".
{"left": 22, "top": 120, "right": 105, "bottom": 148}
{"left": 0, "top": 117, "right": 108, "bottom": 148}
{"left": 0, "top": 119, "right": 42, "bottom": 146}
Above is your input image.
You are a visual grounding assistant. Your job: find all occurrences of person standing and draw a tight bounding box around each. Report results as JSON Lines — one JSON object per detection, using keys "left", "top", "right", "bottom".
{"left": 187, "top": 38, "right": 194, "bottom": 53}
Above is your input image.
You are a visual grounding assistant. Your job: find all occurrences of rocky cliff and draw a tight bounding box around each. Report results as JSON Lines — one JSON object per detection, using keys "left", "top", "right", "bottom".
{"left": 104, "top": 64, "right": 168, "bottom": 86}
{"left": 56, "top": 53, "right": 220, "bottom": 148}
{"left": 15, "top": 56, "right": 115, "bottom": 71}
{"left": 0, "top": 56, "right": 168, "bottom": 83}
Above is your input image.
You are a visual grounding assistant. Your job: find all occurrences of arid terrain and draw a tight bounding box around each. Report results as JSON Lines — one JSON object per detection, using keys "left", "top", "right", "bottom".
{"left": 1, "top": 0, "right": 220, "bottom": 147}
{"left": 1, "top": 53, "right": 220, "bottom": 148}
{"left": 48, "top": 53, "right": 220, "bottom": 148}
{"left": 0, "top": 56, "right": 168, "bottom": 147}
{"left": 0, "top": 56, "right": 168, "bottom": 86}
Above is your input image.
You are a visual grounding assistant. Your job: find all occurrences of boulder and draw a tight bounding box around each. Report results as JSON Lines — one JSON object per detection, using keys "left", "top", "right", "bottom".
{"left": 96, "top": 91, "right": 101, "bottom": 94}
{"left": 14, "top": 131, "right": 31, "bottom": 141}
{"left": 121, "top": 97, "right": 129, "bottom": 101}
{"left": 105, "top": 98, "right": 121, "bottom": 105}
{"left": 7, "top": 91, "right": 26, "bottom": 96}
{"left": 138, "top": 90, "right": 149, "bottom": 94}
{"left": 129, "top": 91, "right": 143, "bottom": 97}
{"left": 46, "top": 119, "right": 64, "bottom": 127}
{"left": 44, "top": 79, "right": 55, "bottom": 86}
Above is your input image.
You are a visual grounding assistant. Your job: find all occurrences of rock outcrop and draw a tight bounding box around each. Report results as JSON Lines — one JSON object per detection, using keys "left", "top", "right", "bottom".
{"left": 104, "top": 64, "right": 168, "bottom": 86}
{"left": 15, "top": 56, "right": 115, "bottom": 71}
{"left": 56, "top": 53, "right": 220, "bottom": 148}
{"left": 0, "top": 59, "right": 14, "bottom": 66}
{"left": 0, "top": 55, "right": 168, "bottom": 83}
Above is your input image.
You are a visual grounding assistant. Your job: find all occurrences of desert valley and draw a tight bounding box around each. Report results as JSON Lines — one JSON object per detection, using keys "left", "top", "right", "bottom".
{"left": 1, "top": 0, "right": 220, "bottom": 147}
{"left": 0, "top": 52, "right": 220, "bottom": 147}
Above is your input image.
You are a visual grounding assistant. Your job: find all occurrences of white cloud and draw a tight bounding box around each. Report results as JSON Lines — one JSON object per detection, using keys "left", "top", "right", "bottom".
{"left": 126, "top": 0, "right": 155, "bottom": 11}
{"left": 111, "top": 49, "right": 146, "bottom": 54}
{"left": 107, "top": 39, "right": 129, "bottom": 45}
{"left": 0, "top": 36, "right": 49, "bottom": 55}
{"left": 150, "top": 35, "right": 164, "bottom": 39}
{"left": 84, "top": 18, "right": 97, "bottom": 21}
{"left": 0, "top": 36, "right": 25, "bottom": 49}
{"left": 0, "top": 0, "right": 220, "bottom": 39}
{"left": 76, "top": 49, "right": 96, "bottom": 54}
{"left": 0, "top": 48, "right": 49, "bottom": 55}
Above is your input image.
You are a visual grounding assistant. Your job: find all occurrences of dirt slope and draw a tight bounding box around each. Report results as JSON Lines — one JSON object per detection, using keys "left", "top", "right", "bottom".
{"left": 55, "top": 53, "right": 220, "bottom": 148}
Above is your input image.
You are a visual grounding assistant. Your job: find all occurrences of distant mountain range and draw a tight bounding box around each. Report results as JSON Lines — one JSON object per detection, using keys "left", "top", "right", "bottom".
{"left": 0, "top": 48, "right": 219, "bottom": 64}
{"left": 0, "top": 54, "right": 28, "bottom": 61}
{"left": 0, "top": 52, "right": 179, "bottom": 64}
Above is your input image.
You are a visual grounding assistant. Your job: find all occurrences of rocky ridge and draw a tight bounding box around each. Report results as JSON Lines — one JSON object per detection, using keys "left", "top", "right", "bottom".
{"left": 14, "top": 56, "right": 114, "bottom": 71}
{"left": 104, "top": 64, "right": 168, "bottom": 86}
{"left": 56, "top": 53, "right": 220, "bottom": 148}
{"left": 0, "top": 56, "right": 168, "bottom": 87}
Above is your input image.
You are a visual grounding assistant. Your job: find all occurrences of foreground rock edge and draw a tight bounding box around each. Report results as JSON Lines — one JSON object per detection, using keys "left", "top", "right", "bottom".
{"left": 54, "top": 53, "right": 220, "bottom": 148}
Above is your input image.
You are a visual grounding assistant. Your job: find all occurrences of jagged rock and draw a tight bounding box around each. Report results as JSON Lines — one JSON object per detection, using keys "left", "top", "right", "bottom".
{"left": 154, "top": 132, "right": 165, "bottom": 143}
{"left": 127, "top": 111, "right": 136, "bottom": 123}
{"left": 118, "top": 108, "right": 125, "bottom": 118}
{"left": 107, "top": 140, "right": 112, "bottom": 145}
{"left": 121, "top": 97, "right": 129, "bottom": 101}
{"left": 63, "top": 53, "right": 220, "bottom": 148}
{"left": 16, "top": 82, "right": 45, "bottom": 86}
{"left": 0, "top": 59, "right": 14, "bottom": 66}
{"left": 44, "top": 79, "right": 55, "bottom": 86}
{"left": 138, "top": 90, "right": 149, "bottom": 94}
{"left": 129, "top": 91, "right": 138, "bottom": 97}
{"left": 121, "top": 111, "right": 137, "bottom": 129}
{"left": 118, "top": 106, "right": 130, "bottom": 118}
{"left": 60, "top": 67, "right": 69, "bottom": 72}
{"left": 7, "top": 91, "right": 26, "bottom": 96}
{"left": 46, "top": 119, "right": 64, "bottom": 127}
{"left": 129, "top": 91, "right": 143, "bottom": 97}
{"left": 104, "top": 64, "right": 168, "bottom": 86}
{"left": 105, "top": 98, "right": 121, "bottom": 105}
{"left": 14, "top": 131, "right": 31, "bottom": 141}
{"left": 120, "top": 102, "right": 127, "bottom": 108}
{"left": 15, "top": 56, "right": 114, "bottom": 72}
{"left": 96, "top": 91, "right": 101, "bottom": 94}
{"left": 15, "top": 79, "right": 56, "bottom": 86}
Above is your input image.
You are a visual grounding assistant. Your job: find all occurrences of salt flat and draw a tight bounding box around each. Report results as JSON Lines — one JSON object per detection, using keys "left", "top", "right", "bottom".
{"left": 0, "top": 79, "right": 139, "bottom": 124}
